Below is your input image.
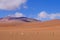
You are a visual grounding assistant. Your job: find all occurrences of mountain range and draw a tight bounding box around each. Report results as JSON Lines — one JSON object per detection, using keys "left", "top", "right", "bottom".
{"left": 0, "top": 17, "right": 41, "bottom": 22}
{"left": 0, "top": 16, "right": 60, "bottom": 27}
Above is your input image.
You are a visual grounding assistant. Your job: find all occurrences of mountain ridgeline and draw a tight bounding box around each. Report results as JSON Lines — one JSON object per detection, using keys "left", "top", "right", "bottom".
{"left": 0, "top": 17, "right": 41, "bottom": 22}
{"left": 0, "top": 17, "right": 60, "bottom": 27}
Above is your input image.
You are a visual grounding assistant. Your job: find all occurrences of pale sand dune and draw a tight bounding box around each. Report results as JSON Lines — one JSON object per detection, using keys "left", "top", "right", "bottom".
{"left": 0, "top": 19, "right": 60, "bottom": 40}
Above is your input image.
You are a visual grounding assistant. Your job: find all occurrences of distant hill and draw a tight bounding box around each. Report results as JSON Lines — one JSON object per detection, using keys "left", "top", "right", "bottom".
{"left": 0, "top": 17, "right": 60, "bottom": 27}
{"left": 0, "top": 17, "right": 41, "bottom": 22}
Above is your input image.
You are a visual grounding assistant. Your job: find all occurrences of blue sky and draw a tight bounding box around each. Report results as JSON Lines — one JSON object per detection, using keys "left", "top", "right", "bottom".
{"left": 0, "top": 0, "right": 60, "bottom": 21}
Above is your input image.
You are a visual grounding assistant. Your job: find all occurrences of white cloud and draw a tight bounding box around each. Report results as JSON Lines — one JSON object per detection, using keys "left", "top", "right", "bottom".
{"left": 49, "top": 13, "right": 60, "bottom": 19}
{"left": 8, "top": 12, "right": 24, "bottom": 17}
{"left": 0, "top": 0, "right": 27, "bottom": 10}
{"left": 38, "top": 11, "right": 60, "bottom": 20}
{"left": 38, "top": 11, "right": 48, "bottom": 18}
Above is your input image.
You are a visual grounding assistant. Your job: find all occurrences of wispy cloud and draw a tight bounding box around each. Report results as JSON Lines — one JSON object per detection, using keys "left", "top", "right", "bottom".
{"left": 0, "top": 0, "right": 27, "bottom": 10}
{"left": 38, "top": 11, "right": 60, "bottom": 21}
{"left": 8, "top": 12, "right": 24, "bottom": 17}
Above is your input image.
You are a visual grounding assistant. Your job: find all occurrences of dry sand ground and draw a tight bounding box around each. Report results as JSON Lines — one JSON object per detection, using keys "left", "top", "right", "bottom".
{"left": 0, "top": 19, "right": 60, "bottom": 40}
{"left": 0, "top": 27, "right": 60, "bottom": 40}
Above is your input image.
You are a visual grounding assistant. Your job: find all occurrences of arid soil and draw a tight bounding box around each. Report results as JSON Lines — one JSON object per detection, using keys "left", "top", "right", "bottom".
{"left": 0, "top": 19, "right": 60, "bottom": 40}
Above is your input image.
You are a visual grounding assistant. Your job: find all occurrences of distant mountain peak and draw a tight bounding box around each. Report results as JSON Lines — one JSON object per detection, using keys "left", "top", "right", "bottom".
{"left": 0, "top": 17, "right": 41, "bottom": 22}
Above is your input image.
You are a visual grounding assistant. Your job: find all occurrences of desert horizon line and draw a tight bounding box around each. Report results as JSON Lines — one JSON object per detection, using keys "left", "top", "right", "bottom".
{"left": 0, "top": 16, "right": 60, "bottom": 21}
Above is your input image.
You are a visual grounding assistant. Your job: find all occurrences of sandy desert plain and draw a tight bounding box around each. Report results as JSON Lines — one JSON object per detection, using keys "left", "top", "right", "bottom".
{"left": 0, "top": 19, "right": 60, "bottom": 40}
